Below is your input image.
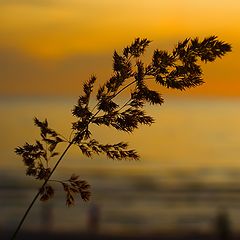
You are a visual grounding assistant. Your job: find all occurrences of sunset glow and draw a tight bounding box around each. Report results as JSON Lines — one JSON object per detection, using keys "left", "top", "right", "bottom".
{"left": 0, "top": 0, "right": 239, "bottom": 96}
{"left": 2, "top": 2, "right": 240, "bottom": 236}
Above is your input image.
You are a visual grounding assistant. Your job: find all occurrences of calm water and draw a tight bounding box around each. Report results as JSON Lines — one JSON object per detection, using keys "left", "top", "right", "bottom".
{"left": 1, "top": 97, "right": 240, "bottom": 234}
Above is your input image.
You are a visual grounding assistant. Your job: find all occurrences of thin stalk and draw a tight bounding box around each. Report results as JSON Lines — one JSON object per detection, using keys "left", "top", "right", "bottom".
{"left": 12, "top": 78, "right": 137, "bottom": 239}
{"left": 113, "top": 80, "right": 136, "bottom": 99}
{"left": 88, "top": 79, "right": 137, "bottom": 122}
{"left": 11, "top": 141, "right": 73, "bottom": 240}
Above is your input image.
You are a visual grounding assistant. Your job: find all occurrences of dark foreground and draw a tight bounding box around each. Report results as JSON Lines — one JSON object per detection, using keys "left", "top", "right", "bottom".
{"left": 2, "top": 230, "right": 240, "bottom": 240}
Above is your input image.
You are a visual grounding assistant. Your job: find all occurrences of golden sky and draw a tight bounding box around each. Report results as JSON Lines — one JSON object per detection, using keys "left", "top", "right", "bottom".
{"left": 0, "top": 0, "right": 239, "bottom": 96}
{"left": 1, "top": 0, "right": 240, "bottom": 174}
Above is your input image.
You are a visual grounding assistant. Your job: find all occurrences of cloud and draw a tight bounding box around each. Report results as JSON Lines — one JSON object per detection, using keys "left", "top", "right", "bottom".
{"left": 0, "top": 48, "right": 112, "bottom": 96}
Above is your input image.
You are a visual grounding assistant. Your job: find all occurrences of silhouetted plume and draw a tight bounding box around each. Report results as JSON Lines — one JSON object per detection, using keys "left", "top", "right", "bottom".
{"left": 15, "top": 36, "right": 231, "bottom": 207}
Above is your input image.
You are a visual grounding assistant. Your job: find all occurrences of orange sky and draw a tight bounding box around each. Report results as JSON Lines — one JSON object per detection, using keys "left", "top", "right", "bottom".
{"left": 0, "top": 0, "right": 239, "bottom": 97}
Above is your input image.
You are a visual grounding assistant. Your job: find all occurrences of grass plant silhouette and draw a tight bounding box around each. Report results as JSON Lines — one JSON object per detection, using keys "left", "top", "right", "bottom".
{"left": 13, "top": 36, "right": 231, "bottom": 239}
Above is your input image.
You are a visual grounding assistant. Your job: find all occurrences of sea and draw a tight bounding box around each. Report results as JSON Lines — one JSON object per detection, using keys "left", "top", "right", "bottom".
{"left": 1, "top": 96, "right": 240, "bottom": 235}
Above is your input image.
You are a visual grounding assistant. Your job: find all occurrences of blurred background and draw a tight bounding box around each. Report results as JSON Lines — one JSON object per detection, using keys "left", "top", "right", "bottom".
{"left": 1, "top": 1, "right": 240, "bottom": 239}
